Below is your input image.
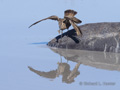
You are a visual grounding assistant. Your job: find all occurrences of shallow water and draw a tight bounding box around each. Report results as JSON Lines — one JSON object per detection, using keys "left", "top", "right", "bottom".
{"left": 1, "top": 43, "right": 120, "bottom": 90}
{"left": 1, "top": 0, "right": 120, "bottom": 90}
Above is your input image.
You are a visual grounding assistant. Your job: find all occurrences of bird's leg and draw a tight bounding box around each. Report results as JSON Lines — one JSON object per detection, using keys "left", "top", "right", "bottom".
{"left": 58, "top": 30, "right": 63, "bottom": 44}
{"left": 60, "top": 30, "right": 63, "bottom": 42}
{"left": 57, "top": 30, "right": 61, "bottom": 48}
{"left": 60, "top": 55, "right": 62, "bottom": 63}
{"left": 66, "top": 29, "right": 69, "bottom": 49}
{"left": 61, "top": 30, "right": 63, "bottom": 38}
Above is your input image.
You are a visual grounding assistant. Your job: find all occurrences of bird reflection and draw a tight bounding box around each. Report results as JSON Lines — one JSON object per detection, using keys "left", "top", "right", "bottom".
{"left": 28, "top": 62, "right": 80, "bottom": 84}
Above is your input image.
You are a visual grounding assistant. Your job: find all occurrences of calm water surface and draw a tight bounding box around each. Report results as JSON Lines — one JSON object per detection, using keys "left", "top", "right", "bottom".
{"left": 0, "top": 0, "right": 120, "bottom": 90}
{"left": 1, "top": 43, "right": 120, "bottom": 90}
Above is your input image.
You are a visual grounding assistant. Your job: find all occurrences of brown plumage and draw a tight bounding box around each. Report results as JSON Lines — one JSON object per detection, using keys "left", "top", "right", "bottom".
{"left": 29, "top": 9, "right": 82, "bottom": 36}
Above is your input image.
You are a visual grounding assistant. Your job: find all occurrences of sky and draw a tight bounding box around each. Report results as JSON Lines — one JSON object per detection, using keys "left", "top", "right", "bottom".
{"left": 0, "top": 0, "right": 120, "bottom": 42}
{"left": 1, "top": 0, "right": 120, "bottom": 25}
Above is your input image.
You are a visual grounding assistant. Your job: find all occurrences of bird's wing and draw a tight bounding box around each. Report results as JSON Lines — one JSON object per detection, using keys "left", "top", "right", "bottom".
{"left": 28, "top": 66, "right": 57, "bottom": 79}
{"left": 64, "top": 9, "right": 77, "bottom": 18}
{"left": 69, "top": 20, "right": 82, "bottom": 36}
{"left": 71, "top": 17, "right": 82, "bottom": 24}
{"left": 29, "top": 15, "right": 59, "bottom": 28}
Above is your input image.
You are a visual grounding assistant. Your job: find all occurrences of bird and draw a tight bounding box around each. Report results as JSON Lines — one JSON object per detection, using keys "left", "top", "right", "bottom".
{"left": 29, "top": 9, "right": 82, "bottom": 36}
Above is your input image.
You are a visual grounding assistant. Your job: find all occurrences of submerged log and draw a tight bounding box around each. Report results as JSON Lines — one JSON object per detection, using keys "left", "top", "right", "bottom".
{"left": 47, "top": 22, "right": 120, "bottom": 53}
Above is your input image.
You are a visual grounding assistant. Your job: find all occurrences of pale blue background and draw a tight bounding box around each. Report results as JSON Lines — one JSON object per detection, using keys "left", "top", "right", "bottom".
{"left": 0, "top": 0, "right": 120, "bottom": 90}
